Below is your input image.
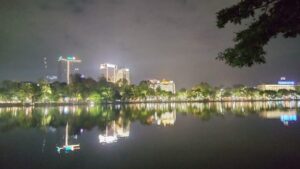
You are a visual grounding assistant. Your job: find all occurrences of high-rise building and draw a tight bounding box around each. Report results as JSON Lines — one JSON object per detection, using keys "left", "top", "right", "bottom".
{"left": 100, "top": 63, "right": 130, "bottom": 84}
{"left": 116, "top": 68, "right": 130, "bottom": 84}
{"left": 57, "top": 56, "right": 82, "bottom": 84}
{"left": 100, "top": 63, "right": 118, "bottom": 83}
{"left": 57, "top": 59, "right": 66, "bottom": 82}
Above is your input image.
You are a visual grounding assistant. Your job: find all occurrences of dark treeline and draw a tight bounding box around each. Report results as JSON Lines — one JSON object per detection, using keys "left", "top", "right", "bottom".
{"left": 1, "top": 74, "right": 300, "bottom": 104}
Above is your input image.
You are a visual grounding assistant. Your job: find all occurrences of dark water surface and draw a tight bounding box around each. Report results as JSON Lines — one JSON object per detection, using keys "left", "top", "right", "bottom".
{"left": 0, "top": 102, "right": 299, "bottom": 169}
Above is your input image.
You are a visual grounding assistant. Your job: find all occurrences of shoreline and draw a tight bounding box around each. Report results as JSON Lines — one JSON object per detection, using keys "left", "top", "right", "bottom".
{"left": 0, "top": 99, "right": 299, "bottom": 107}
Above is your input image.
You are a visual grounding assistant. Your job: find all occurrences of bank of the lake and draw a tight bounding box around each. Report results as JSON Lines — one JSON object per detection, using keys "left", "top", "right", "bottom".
{"left": 1, "top": 98, "right": 300, "bottom": 107}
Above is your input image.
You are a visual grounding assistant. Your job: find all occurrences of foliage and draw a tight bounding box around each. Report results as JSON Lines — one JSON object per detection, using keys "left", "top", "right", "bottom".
{"left": 217, "top": 0, "right": 300, "bottom": 67}
{"left": 0, "top": 75, "right": 299, "bottom": 103}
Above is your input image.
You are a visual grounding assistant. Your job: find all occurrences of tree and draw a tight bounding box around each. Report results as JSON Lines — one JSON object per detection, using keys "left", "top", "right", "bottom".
{"left": 88, "top": 92, "right": 102, "bottom": 103}
{"left": 37, "top": 80, "right": 52, "bottom": 102}
{"left": 50, "top": 82, "right": 69, "bottom": 101}
{"left": 217, "top": 0, "right": 300, "bottom": 67}
{"left": 18, "top": 82, "right": 35, "bottom": 103}
{"left": 119, "top": 84, "right": 135, "bottom": 101}
{"left": 188, "top": 83, "right": 215, "bottom": 100}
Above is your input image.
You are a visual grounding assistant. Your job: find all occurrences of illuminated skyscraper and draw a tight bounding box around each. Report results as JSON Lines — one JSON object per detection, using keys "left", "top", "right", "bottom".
{"left": 57, "top": 56, "right": 81, "bottom": 84}
{"left": 100, "top": 63, "right": 130, "bottom": 84}
{"left": 100, "top": 63, "right": 118, "bottom": 83}
{"left": 116, "top": 68, "right": 130, "bottom": 84}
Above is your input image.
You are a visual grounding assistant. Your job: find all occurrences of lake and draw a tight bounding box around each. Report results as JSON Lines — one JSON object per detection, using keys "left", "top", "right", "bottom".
{"left": 0, "top": 101, "right": 299, "bottom": 169}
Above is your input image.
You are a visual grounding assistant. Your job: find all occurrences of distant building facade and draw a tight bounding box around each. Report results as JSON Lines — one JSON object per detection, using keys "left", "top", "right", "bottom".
{"left": 116, "top": 68, "right": 130, "bottom": 84}
{"left": 57, "top": 56, "right": 81, "bottom": 84}
{"left": 100, "top": 63, "right": 130, "bottom": 84}
{"left": 257, "top": 77, "right": 297, "bottom": 91}
{"left": 100, "top": 63, "right": 117, "bottom": 83}
{"left": 149, "top": 79, "right": 176, "bottom": 94}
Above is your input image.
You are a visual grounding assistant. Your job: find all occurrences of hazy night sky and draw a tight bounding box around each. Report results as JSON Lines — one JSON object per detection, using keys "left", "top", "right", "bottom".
{"left": 0, "top": 0, "right": 300, "bottom": 88}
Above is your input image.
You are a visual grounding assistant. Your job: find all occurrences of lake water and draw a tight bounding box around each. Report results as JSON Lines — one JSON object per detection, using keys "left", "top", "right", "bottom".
{"left": 0, "top": 101, "right": 299, "bottom": 169}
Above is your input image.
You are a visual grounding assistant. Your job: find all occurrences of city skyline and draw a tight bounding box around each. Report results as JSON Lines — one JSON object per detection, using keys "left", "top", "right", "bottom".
{"left": 1, "top": 0, "right": 300, "bottom": 89}
{"left": 3, "top": 54, "right": 300, "bottom": 88}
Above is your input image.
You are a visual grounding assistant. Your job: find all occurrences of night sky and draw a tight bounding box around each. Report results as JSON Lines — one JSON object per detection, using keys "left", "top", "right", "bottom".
{"left": 1, "top": 0, "right": 300, "bottom": 88}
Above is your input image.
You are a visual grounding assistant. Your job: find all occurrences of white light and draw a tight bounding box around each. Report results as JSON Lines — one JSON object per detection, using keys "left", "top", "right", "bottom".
{"left": 100, "top": 64, "right": 106, "bottom": 69}
{"left": 106, "top": 63, "right": 117, "bottom": 68}
{"left": 99, "top": 135, "right": 118, "bottom": 144}
{"left": 100, "top": 63, "right": 117, "bottom": 69}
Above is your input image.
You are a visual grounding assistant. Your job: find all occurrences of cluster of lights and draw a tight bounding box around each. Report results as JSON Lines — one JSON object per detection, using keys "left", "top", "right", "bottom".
{"left": 278, "top": 77, "right": 295, "bottom": 85}
{"left": 99, "top": 135, "right": 118, "bottom": 144}
{"left": 100, "top": 63, "right": 117, "bottom": 69}
{"left": 277, "top": 81, "right": 295, "bottom": 85}
{"left": 58, "top": 56, "right": 80, "bottom": 61}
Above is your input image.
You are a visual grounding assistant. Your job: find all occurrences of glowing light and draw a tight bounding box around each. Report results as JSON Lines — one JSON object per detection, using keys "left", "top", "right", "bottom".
{"left": 277, "top": 81, "right": 295, "bottom": 85}
{"left": 280, "top": 114, "right": 297, "bottom": 122}
{"left": 67, "top": 56, "right": 76, "bottom": 60}
{"left": 99, "top": 135, "right": 118, "bottom": 144}
{"left": 100, "top": 63, "right": 117, "bottom": 69}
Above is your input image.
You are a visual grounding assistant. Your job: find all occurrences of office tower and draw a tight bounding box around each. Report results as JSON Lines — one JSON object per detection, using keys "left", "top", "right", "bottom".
{"left": 57, "top": 56, "right": 81, "bottom": 84}
{"left": 100, "top": 63, "right": 118, "bottom": 83}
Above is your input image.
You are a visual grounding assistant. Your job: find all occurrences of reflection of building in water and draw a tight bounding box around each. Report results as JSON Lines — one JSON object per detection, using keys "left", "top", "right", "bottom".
{"left": 58, "top": 106, "right": 79, "bottom": 114}
{"left": 260, "top": 110, "right": 297, "bottom": 126}
{"left": 56, "top": 122, "right": 80, "bottom": 153}
{"left": 154, "top": 111, "right": 176, "bottom": 126}
{"left": 99, "top": 118, "right": 130, "bottom": 144}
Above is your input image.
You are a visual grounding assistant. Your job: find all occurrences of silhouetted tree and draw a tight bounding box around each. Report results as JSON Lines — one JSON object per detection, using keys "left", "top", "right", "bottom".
{"left": 217, "top": 0, "right": 300, "bottom": 67}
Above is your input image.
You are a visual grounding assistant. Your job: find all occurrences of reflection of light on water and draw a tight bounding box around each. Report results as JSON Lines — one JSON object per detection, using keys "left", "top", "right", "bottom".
{"left": 56, "top": 122, "right": 80, "bottom": 154}
{"left": 63, "top": 107, "right": 69, "bottom": 114}
{"left": 44, "top": 108, "right": 48, "bottom": 115}
{"left": 99, "top": 119, "right": 130, "bottom": 144}
{"left": 59, "top": 106, "right": 79, "bottom": 114}
{"left": 260, "top": 110, "right": 297, "bottom": 126}
{"left": 99, "top": 122, "right": 118, "bottom": 144}
{"left": 25, "top": 107, "right": 32, "bottom": 116}
{"left": 155, "top": 111, "right": 176, "bottom": 126}
{"left": 280, "top": 114, "right": 297, "bottom": 126}
{"left": 99, "top": 134, "right": 118, "bottom": 144}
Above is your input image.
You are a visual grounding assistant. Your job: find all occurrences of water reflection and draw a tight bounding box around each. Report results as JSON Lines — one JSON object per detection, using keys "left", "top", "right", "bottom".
{"left": 154, "top": 111, "right": 176, "bottom": 126}
{"left": 260, "top": 110, "right": 297, "bottom": 126}
{"left": 0, "top": 101, "right": 298, "bottom": 148}
{"left": 99, "top": 117, "right": 130, "bottom": 144}
{"left": 56, "top": 122, "right": 80, "bottom": 153}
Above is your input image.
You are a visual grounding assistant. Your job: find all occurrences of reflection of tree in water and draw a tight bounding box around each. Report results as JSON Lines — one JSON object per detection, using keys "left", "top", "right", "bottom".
{"left": 0, "top": 102, "right": 298, "bottom": 133}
